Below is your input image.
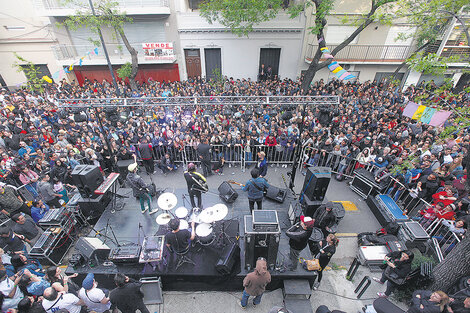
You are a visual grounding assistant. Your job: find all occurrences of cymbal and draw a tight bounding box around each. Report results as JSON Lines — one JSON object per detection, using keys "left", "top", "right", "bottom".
{"left": 156, "top": 213, "right": 171, "bottom": 225}
{"left": 157, "top": 192, "right": 178, "bottom": 210}
{"left": 198, "top": 207, "right": 215, "bottom": 224}
{"left": 211, "top": 203, "right": 228, "bottom": 221}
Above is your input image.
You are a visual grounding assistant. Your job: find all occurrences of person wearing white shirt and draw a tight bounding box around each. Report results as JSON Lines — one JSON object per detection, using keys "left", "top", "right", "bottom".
{"left": 0, "top": 269, "right": 24, "bottom": 311}
{"left": 42, "top": 287, "right": 83, "bottom": 313}
{"left": 78, "top": 273, "right": 111, "bottom": 313}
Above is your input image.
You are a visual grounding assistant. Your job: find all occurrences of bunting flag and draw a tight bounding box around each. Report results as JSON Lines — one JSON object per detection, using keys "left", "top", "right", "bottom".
{"left": 69, "top": 64, "right": 74, "bottom": 71}
{"left": 79, "top": 58, "right": 84, "bottom": 66}
{"left": 42, "top": 76, "right": 53, "bottom": 83}
{"left": 322, "top": 47, "right": 355, "bottom": 80}
{"left": 402, "top": 101, "right": 452, "bottom": 127}
{"left": 52, "top": 72, "right": 59, "bottom": 80}
{"left": 94, "top": 48, "right": 99, "bottom": 55}
{"left": 64, "top": 68, "right": 70, "bottom": 74}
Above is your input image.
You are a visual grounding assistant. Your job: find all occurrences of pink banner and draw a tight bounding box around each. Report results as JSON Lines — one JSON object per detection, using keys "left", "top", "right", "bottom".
{"left": 402, "top": 101, "right": 419, "bottom": 118}
{"left": 429, "top": 110, "right": 452, "bottom": 127}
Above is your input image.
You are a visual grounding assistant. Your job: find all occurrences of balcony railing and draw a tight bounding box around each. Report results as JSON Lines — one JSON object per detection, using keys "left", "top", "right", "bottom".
{"left": 305, "top": 44, "right": 413, "bottom": 63}
{"left": 33, "top": 0, "right": 169, "bottom": 12}
{"left": 51, "top": 44, "right": 176, "bottom": 63}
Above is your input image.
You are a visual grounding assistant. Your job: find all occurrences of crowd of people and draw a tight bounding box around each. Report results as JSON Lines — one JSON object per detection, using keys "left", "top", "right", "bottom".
{"left": 0, "top": 74, "right": 469, "bottom": 312}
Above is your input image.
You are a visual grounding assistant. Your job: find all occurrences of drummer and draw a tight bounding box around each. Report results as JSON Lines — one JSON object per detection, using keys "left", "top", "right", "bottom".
{"left": 165, "top": 218, "right": 196, "bottom": 255}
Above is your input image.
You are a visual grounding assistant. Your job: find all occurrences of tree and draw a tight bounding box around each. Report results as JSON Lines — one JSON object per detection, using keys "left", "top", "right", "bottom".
{"left": 60, "top": 0, "right": 139, "bottom": 90}
{"left": 12, "top": 53, "right": 45, "bottom": 94}
{"left": 200, "top": 0, "right": 398, "bottom": 92}
{"left": 200, "top": 0, "right": 469, "bottom": 92}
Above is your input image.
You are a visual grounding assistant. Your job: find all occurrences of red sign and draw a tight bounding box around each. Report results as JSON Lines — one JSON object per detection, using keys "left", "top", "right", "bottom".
{"left": 142, "top": 42, "right": 175, "bottom": 61}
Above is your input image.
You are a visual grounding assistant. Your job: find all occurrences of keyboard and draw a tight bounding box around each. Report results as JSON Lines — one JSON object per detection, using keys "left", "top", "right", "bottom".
{"left": 95, "top": 172, "right": 120, "bottom": 195}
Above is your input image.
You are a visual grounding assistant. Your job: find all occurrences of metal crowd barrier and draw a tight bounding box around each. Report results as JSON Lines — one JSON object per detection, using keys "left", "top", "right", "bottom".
{"left": 429, "top": 219, "right": 462, "bottom": 262}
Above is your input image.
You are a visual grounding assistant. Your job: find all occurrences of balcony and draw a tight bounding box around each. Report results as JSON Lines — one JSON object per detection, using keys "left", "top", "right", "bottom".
{"left": 305, "top": 44, "right": 413, "bottom": 64}
{"left": 33, "top": 0, "right": 170, "bottom": 16}
{"left": 51, "top": 43, "right": 176, "bottom": 66}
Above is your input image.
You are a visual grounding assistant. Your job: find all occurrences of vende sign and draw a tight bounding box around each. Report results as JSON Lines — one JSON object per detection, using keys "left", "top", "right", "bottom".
{"left": 142, "top": 42, "right": 173, "bottom": 50}
{"left": 142, "top": 42, "right": 175, "bottom": 61}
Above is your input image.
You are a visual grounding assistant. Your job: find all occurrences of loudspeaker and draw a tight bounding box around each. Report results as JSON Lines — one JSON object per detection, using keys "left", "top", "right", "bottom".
{"left": 74, "top": 237, "right": 110, "bottom": 260}
{"left": 265, "top": 185, "right": 287, "bottom": 203}
{"left": 215, "top": 243, "right": 241, "bottom": 275}
{"left": 244, "top": 233, "right": 279, "bottom": 271}
{"left": 301, "top": 197, "right": 323, "bottom": 217}
{"left": 71, "top": 165, "right": 104, "bottom": 198}
{"left": 366, "top": 195, "right": 391, "bottom": 227}
{"left": 78, "top": 193, "right": 111, "bottom": 220}
{"left": 218, "top": 181, "right": 238, "bottom": 203}
{"left": 301, "top": 166, "right": 331, "bottom": 201}
{"left": 117, "top": 159, "right": 134, "bottom": 181}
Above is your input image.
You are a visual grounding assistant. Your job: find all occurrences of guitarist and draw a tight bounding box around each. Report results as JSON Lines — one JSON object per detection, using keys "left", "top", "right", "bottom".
{"left": 184, "top": 163, "right": 207, "bottom": 209}
{"left": 242, "top": 168, "right": 269, "bottom": 213}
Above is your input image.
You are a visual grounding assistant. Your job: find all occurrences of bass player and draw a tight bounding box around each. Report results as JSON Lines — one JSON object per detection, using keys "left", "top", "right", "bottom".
{"left": 184, "top": 163, "right": 208, "bottom": 209}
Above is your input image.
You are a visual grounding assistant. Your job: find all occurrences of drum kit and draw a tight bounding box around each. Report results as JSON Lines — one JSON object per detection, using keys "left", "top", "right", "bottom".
{"left": 155, "top": 192, "right": 230, "bottom": 247}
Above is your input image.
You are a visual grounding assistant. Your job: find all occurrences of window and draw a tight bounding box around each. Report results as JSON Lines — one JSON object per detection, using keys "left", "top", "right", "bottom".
{"left": 189, "top": 0, "right": 204, "bottom": 10}
{"left": 325, "top": 26, "right": 358, "bottom": 44}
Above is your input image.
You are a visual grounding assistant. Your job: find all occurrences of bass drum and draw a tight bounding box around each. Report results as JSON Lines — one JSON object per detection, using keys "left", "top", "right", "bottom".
{"left": 196, "top": 223, "right": 215, "bottom": 246}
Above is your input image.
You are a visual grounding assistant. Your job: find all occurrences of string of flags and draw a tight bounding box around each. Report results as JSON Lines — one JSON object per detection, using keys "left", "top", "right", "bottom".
{"left": 317, "top": 39, "right": 356, "bottom": 81}
{"left": 402, "top": 100, "right": 452, "bottom": 127}
{"left": 41, "top": 47, "right": 99, "bottom": 84}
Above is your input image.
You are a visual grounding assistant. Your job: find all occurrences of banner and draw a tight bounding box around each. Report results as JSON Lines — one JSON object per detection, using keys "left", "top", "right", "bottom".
{"left": 142, "top": 42, "right": 175, "bottom": 61}
{"left": 402, "top": 101, "right": 452, "bottom": 127}
{"left": 321, "top": 45, "right": 355, "bottom": 81}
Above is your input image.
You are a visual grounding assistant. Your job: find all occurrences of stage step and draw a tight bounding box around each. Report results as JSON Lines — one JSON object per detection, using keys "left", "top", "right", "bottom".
{"left": 284, "top": 298, "right": 314, "bottom": 313}
{"left": 283, "top": 279, "right": 312, "bottom": 300}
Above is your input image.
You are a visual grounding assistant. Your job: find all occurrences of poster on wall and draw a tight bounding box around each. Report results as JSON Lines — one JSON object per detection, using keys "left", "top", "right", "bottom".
{"left": 142, "top": 42, "right": 175, "bottom": 61}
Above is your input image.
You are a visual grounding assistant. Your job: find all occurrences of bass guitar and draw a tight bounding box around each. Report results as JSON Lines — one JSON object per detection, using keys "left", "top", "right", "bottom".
{"left": 227, "top": 180, "right": 245, "bottom": 187}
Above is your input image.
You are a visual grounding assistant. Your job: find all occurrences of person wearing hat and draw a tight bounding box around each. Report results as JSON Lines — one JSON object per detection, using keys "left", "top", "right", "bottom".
{"left": 184, "top": 162, "right": 207, "bottom": 209}
{"left": 78, "top": 273, "right": 111, "bottom": 313}
{"left": 286, "top": 215, "right": 314, "bottom": 271}
{"left": 0, "top": 268, "right": 24, "bottom": 311}
{"left": 312, "top": 201, "right": 337, "bottom": 237}
{"left": 126, "top": 163, "right": 155, "bottom": 214}
{"left": 0, "top": 182, "right": 31, "bottom": 216}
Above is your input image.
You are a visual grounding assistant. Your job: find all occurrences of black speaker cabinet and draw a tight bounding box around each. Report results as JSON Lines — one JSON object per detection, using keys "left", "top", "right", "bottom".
{"left": 265, "top": 185, "right": 287, "bottom": 203}
{"left": 244, "top": 216, "right": 280, "bottom": 271}
{"left": 301, "top": 197, "right": 323, "bottom": 218}
{"left": 218, "top": 181, "right": 239, "bottom": 203}
{"left": 301, "top": 166, "right": 331, "bottom": 201}
{"left": 117, "top": 159, "right": 134, "bottom": 181}
{"left": 71, "top": 165, "right": 104, "bottom": 198}
{"left": 366, "top": 195, "right": 391, "bottom": 227}
{"left": 215, "top": 242, "right": 241, "bottom": 275}
{"left": 75, "top": 237, "right": 110, "bottom": 260}
{"left": 78, "top": 193, "right": 110, "bottom": 219}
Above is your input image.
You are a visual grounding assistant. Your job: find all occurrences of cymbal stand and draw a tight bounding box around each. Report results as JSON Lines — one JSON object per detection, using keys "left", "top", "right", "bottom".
{"left": 214, "top": 217, "right": 236, "bottom": 247}
{"left": 92, "top": 218, "right": 119, "bottom": 246}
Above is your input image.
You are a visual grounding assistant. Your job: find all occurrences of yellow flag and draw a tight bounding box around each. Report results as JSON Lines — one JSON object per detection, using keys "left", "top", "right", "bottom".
{"left": 42, "top": 76, "right": 53, "bottom": 83}
{"left": 69, "top": 64, "right": 74, "bottom": 71}
{"left": 412, "top": 105, "right": 426, "bottom": 120}
{"left": 332, "top": 66, "right": 343, "bottom": 74}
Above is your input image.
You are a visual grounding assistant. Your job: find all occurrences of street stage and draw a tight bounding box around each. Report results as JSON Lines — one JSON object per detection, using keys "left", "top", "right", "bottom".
{"left": 67, "top": 187, "right": 317, "bottom": 291}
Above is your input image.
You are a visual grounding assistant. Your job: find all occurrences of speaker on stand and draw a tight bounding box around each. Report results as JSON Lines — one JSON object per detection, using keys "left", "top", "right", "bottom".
{"left": 301, "top": 166, "right": 331, "bottom": 202}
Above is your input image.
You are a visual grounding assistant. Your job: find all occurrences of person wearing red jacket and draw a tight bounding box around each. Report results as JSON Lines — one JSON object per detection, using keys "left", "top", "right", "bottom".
{"left": 432, "top": 188, "right": 457, "bottom": 207}
{"left": 436, "top": 203, "right": 456, "bottom": 220}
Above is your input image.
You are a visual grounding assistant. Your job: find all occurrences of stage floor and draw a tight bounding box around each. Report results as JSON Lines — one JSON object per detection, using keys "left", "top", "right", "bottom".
{"left": 67, "top": 187, "right": 317, "bottom": 291}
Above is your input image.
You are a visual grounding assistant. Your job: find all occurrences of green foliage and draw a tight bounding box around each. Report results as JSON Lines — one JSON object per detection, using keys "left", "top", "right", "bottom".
{"left": 406, "top": 52, "right": 461, "bottom": 75}
{"left": 58, "top": 0, "right": 132, "bottom": 44}
{"left": 117, "top": 62, "right": 132, "bottom": 79}
{"left": 208, "top": 68, "right": 224, "bottom": 93}
{"left": 12, "top": 53, "right": 44, "bottom": 94}
{"left": 199, "top": 0, "right": 285, "bottom": 37}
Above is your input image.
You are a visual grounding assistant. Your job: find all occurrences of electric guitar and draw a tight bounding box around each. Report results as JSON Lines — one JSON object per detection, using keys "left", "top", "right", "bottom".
{"left": 227, "top": 180, "right": 245, "bottom": 187}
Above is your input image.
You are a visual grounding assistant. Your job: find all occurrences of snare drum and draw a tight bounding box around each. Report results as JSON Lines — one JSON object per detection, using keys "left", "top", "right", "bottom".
{"left": 196, "top": 223, "right": 215, "bottom": 246}
{"left": 179, "top": 219, "right": 189, "bottom": 230}
{"left": 175, "top": 207, "right": 189, "bottom": 219}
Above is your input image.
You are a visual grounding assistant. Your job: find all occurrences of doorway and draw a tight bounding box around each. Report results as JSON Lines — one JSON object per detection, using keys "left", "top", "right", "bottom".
{"left": 184, "top": 49, "right": 201, "bottom": 79}
{"left": 204, "top": 48, "right": 222, "bottom": 80}
{"left": 259, "top": 48, "right": 281, "bottom": 79}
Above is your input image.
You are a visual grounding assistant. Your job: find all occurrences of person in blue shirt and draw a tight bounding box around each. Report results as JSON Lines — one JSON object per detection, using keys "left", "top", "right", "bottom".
{"left": 255, "top": 151, "right": 268, "bottom": 178}
{"left": 242, "top": 168, "right": 269, "bottom": 213}
{"left": 30, "top": 200, "right": 50, "bottom": 224}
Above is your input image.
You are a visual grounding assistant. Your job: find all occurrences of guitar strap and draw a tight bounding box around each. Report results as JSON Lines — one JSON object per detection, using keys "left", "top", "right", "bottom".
{"left": 190, "top": 172, "right": 207, "bottom": 191}
{"left": 250, "top": 179, "right": 264, "bottom": 191}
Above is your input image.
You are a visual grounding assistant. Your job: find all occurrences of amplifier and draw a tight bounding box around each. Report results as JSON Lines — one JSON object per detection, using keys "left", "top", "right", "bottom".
{"left": 376, "top": 194, "right": 409, "bottom": 223}
{"left": 109, "top": 244, "right": 141, "bottom": 264}
{"left": 139, "top": 236, "right": 164, "bottom": 263}
{"left": 252, "top": 210, "right": 279, "bottom": 232}
{"left": 265, "top": 185, "right": 287, "bottom": 203}
{"left": 75, "top": 237, "right": 110, "bottom": 260}
{"left": 244, "top": 215, "right": 280, "bottom": 270}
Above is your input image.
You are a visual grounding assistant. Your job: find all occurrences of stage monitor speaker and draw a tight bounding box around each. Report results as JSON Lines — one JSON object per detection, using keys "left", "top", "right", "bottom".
{"left": 215, "top": 243, "right": 241, "bottom": 275}
{"left": 117, "top": 159, "right": 134, "bottom": 181}
{"left": 302, "top": 166, "right": 331, "bottom": 201}
{"left": 218, "top": 181, "right": 238, "bottom": 203}
{"left": 71, "top": 165, "right": 104, "bottom": 198}
{"left": 265, "top": 185, "right": 287, "bottom": 203}
{"left": 78, "top": 193, "right": 111, "bottom": 220}
{"left": 75, "top": 237, "right": 110, "bottom": 260}
{"left": 301, "top": 197, "right": 323, "bottom": 218}
{"left": 244, "top": 233, "right": 279, "bottom": 271}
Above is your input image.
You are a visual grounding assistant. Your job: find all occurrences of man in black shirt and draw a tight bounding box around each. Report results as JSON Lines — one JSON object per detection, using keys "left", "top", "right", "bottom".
{"left": 184, "top": 163, "right": 207, "bottom": 209}
{"left": 312, "top": 201, "right": 336, "bottom": 237}
{"left": 109, "top": 273, "right": 149, "bottom": 313}
{"left": 12, "top": 213, "right": 42, "bottom": 246}
{"left": 0, "top": 226, "right": 26, "bottom": 254}
{"left": 197, "top": 138, "right": 212, "bottom": 177}
{"left": 165, "top": 218, "right": 195, "bottom": 253}
{"left": 286, "top": 215, "right": 314, "bottom": 270}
